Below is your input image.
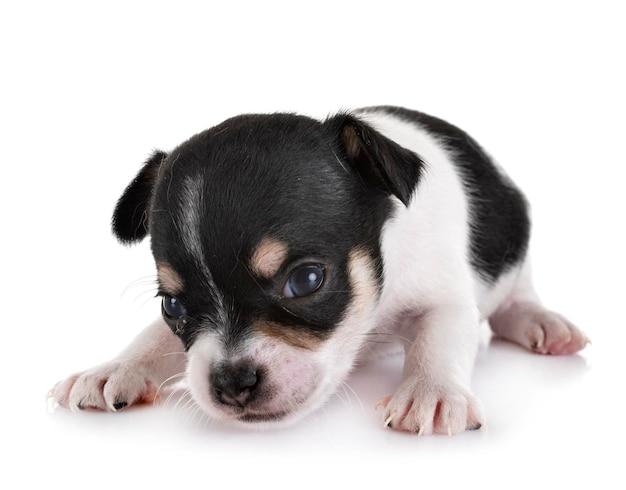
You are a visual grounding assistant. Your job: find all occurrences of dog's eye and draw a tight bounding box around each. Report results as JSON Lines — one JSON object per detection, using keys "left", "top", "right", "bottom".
{"left": 283, "top": 265, "right": 325, "bottom": 299}
{"left": 162, "top": 295, "right": 187, "bottom": 319}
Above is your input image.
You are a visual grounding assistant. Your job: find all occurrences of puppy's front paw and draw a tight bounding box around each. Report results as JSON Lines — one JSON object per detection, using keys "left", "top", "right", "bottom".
{"left": 376, "top": 380, "right": 484, "bottom": 435}
{"left": 49, "top": 361, "right": 159, "bottom": 412}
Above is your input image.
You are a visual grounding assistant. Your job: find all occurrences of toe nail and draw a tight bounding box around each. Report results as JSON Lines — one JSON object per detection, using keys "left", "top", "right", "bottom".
{"left": 375, "top": 396, "right": 390, "bottom": 411}
{"left": 384, "top": 415, "right": 393, "bottom": 428}
{"left": 112, "top": 401, "right": 128, "bottom": 411}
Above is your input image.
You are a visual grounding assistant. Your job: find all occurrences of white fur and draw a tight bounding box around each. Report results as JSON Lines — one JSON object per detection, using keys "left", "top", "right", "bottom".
{"left": 359, "top": 111, "right": 487, "bottom": 433}
{"left": 50, "top": 110, "right": 588, "bottom": 434}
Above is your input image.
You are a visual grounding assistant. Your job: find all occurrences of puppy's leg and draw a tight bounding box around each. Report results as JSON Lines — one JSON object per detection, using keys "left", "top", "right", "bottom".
{"left": 50, "top": 318, "right": 186, "bottom": 411}
{"left": 378, "top": 301, "right": 485, "bottom": 435}
{"left": 489, "top": 259, "right": 589, "bottom": 355}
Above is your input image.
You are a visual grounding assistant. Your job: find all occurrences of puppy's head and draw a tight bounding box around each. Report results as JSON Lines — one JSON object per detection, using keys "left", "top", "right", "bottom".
{"left": 112, "top": 112, "right": 423, "bottom": 428}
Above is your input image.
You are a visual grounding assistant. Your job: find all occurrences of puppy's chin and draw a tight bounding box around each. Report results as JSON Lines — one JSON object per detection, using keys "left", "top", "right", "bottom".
{"left": 198, "top": 399, "right": 324, "bottom": 431}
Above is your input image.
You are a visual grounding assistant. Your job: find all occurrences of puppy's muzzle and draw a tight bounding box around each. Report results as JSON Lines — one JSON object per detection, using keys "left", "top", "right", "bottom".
{"left": 211, "top": 361, "right": 259, "bottom": 408}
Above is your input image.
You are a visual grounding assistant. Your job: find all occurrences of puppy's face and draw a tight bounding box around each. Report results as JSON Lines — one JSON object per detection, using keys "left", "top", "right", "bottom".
{"left": 112, "top": 112, "right": 423, "bottom": 427}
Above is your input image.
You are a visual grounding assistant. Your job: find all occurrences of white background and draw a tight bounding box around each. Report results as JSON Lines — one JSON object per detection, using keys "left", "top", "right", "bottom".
{"left": 1, "top": 1, "right": 624, "bottom": 488}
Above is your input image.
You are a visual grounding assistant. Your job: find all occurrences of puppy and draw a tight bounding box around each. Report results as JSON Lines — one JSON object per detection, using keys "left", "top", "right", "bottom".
{"left": 50, "top": 106, "right": 589, "bottom": 434}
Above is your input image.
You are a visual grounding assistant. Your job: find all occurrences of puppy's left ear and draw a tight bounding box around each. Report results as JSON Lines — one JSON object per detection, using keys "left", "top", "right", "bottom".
{"left": 111, "top": 150, "right": 167, "bottom": 244}
{"left": 325, "top": 113, "right": 424, "bottom": 206}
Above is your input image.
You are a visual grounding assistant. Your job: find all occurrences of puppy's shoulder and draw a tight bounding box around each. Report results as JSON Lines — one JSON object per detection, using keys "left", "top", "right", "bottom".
{"left": 356, "top": 105, "right": 530, "bottom": 284}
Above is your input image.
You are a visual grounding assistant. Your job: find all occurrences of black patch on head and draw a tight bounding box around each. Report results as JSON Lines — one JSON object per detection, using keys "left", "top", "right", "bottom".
{"left": 145, "top": 113, "right": 396, "bottom": 348}
{"left": 367, "top": 106, "right": 530, "bottom": 282}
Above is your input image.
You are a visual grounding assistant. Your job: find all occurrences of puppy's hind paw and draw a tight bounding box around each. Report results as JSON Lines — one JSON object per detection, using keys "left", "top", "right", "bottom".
{"left": 490, "top": 302, "right": 590, "bottom": 356}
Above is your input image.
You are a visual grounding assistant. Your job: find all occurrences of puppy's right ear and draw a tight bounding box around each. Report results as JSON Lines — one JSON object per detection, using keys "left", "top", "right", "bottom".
{"left": 111, "top": 150, "right": 167, "bottom": 244}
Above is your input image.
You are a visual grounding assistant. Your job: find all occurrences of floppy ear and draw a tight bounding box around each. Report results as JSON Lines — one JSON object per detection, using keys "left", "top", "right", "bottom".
{"left": 325, "top": 113, "right": 424, "bottom": 206}
{"left": 111, "top": 150, "right": 167, "bottom": 244}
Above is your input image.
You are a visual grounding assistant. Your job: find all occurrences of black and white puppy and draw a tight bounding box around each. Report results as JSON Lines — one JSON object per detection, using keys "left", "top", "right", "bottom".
{"left": 51, "top": 106, "right": 589, "bottom": 434}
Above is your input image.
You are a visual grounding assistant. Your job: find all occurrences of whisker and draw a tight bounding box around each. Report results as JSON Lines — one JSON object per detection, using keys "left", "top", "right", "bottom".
{"left": 201, "top": 410, "right": 214, "bottom": 432}
{"left": 156, "top": 371, "right": 187, "bottom": 406}
{"left": 183, "top": 401, "right": 199, "bottom": 428}
{"left": 174, "top": 390, "right": 193, "bottom": 411}
{"left": 162, "top": 385, "right": 184, "bottom": 410}
{"left": 118, "top": 275, "right": 164, "bottom": 310}
{"left": 332, "top": 149, "right": 349, "bottom": 174}
{"left": 333, "top": 383, "right": 352, "bottom": 410}
{"left": 121, "top": 275, "right": 158, "bottom": 297}
{"left": 341, "top": 381, "right": 365, "bottom": 413}
{"left": 181, "top": 397, "right": 211, "bottom": 431}
{"left": 362, "top": 338, "right": 395, "bottom": 345}
{"left": 176, "top": 392, "right": 206, "bottom": 430}
{"left": 138, "top": 292, "right": 160, "bottom": 308}
{"left": 365, "top": 330, "right": 413, "bottom": 346}
{"left": 161, "top": 351, "right": 187, "bottom": 357}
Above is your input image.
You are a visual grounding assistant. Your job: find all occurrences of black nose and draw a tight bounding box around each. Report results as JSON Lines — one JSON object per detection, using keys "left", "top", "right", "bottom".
{"left": 210, "top": 362, "right": 259, "bottom": 408}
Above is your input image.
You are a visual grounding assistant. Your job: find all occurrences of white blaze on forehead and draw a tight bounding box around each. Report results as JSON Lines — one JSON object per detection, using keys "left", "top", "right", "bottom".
{"left": 179, "top": 175, "right": 205, "bottom": 262}
{"left": 176, "top": 175, "right": 228, "bottom": 325}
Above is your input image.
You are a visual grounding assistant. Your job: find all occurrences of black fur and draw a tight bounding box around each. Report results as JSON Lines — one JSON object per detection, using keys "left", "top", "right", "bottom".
{"left": 110, "top": 106, "right": 527, "bottom": 350}
{"left": 112, "top": 113, "right": 421, "bottom": 348}
{"left": 367, "top": 106, "right": 530, "bottom": 282}
{"left": 111, "top": 150, "right": 167, "bottom": 244}
{"left": 325, "top": 113, "right": 425, "bottom": 205}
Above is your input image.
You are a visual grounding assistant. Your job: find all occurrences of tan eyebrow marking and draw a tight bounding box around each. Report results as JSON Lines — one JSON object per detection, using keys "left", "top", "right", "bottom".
{"left": 156, "top": 262, "right": 184, "bottom": 295}
{"left": 251, "top": 320, "right": 325, "bottom": 351}
{"left": 249, "top": 237, "right": 289, "bottom": 279}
